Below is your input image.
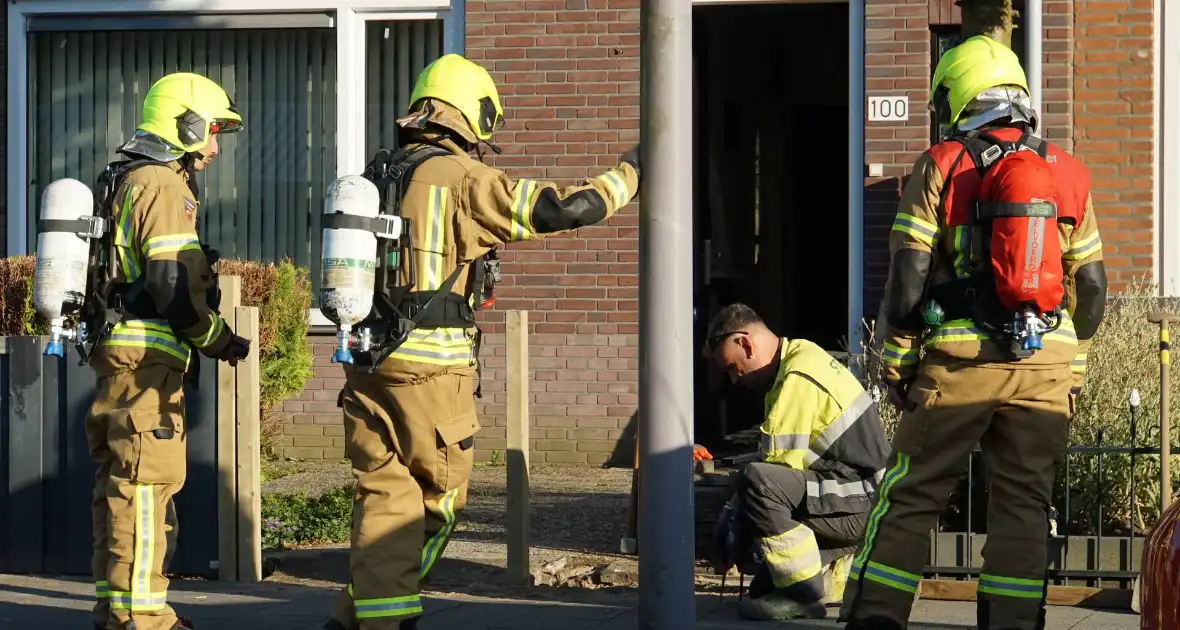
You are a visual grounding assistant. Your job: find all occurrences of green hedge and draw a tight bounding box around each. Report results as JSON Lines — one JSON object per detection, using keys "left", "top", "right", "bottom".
{"left": 1, "top": 255, "right": 314, "bottom": 455}
{"left": 854, "top": 277, "right": 1180, "bottom": 535}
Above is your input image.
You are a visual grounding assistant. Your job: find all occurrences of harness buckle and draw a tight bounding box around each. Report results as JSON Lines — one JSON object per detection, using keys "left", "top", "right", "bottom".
{"left": 374, "top": 214, "right": 407, "bottom": 241}
{"left": 77, "top": 215, "right": 107, "bottom": 240}
{"left": 980, "top": 144, "right": 1003, "bottom": 167}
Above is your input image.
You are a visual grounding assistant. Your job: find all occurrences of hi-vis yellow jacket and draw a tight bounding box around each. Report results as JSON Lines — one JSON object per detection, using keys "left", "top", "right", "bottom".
{"left": 368, "top": 100, "right": 640, "bottom": 384}
{"left": 761, "top": 338, "right": 891, "bottom": 515}
{"left": 879, "top": 127, "right": 1104, "bottom": 390}
{"left": 90, "top": 161, "right": 231, "bottom": 377}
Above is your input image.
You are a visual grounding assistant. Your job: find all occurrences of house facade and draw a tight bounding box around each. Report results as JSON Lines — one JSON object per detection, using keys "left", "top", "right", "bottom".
{"left": 3, "top": 0, "right": 1175, "bottom": 462}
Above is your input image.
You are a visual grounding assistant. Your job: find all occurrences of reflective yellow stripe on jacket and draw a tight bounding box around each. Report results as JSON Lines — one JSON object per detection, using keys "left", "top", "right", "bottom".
{"left": 923, "top": 311, "right": 1078, "bottom": 349}
{"left": 102, "top": 319, "right": 192, "bottom": 368}
{"left": 392, "top": 183, "right": 475, "bottom": 367}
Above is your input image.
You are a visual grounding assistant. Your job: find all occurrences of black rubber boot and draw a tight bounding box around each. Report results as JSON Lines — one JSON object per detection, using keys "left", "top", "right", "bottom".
{"left": 323, "top": 620, "right": 350, "bottom": 630}
{"left": 173, "top": 616, "right": 196, "bottom": 630}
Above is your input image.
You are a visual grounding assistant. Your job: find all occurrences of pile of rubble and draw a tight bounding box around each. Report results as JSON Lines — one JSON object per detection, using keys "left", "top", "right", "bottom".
{"left": 528, "top": 557, "right": 637, "bottom": 589}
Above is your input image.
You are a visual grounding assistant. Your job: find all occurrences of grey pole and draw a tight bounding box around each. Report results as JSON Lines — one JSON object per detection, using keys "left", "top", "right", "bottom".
{"left": 638, "top": 0, "right": 696, "bottom": 627}
{"left": 847, "top": 0, "right": 866, "bottom": 376}
{"left": 1026, "top": 0, "right": 1043, "bottom": 121}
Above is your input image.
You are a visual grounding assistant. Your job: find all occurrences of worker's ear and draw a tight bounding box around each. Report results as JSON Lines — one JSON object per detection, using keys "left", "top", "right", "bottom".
{"left": 737, "top": 334, "right": 755, "bottom": 359}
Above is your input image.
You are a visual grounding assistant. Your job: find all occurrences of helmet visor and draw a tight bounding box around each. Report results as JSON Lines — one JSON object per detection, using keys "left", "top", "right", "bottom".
{"left": 210, "top": 100, "right": 243, "bottom": 134}
{"left": 210, "top": 118, "right": 243, "bottom": 134}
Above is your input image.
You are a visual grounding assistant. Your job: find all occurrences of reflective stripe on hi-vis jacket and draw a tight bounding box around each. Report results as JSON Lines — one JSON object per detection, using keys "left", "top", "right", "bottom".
{"left": 923, "top": 311, "right": 1079, "bottom": 349}
{"left": 389, "top": 183, "right": 476, "bottom": 368}
{"left": 104, "top": 319, "right": 192, "bottom": 369}
{"left": 760, "top": 338, "right": 892, "bottom": 515}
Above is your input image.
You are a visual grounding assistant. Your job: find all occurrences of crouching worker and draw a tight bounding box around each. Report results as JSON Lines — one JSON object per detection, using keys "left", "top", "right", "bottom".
{"left": 704, "top": 303, "right": 891, "bottom": 621}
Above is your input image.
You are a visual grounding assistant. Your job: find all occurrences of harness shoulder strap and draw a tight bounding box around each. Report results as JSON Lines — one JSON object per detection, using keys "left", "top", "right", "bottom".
{"left": 76, "top": 157, "right": 164, "bottom": 365}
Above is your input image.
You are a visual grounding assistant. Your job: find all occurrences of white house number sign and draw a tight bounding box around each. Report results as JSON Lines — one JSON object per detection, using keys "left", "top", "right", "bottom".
{"left": 868, "top": 95, "right": 910, "bottom": 122}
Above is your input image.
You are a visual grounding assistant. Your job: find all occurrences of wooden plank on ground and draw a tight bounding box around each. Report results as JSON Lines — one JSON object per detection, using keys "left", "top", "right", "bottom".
{"left": 216, "top": 276, "right": 241, "bottom": 581}
{"left": 505, "top": 310, "right": 531, "bottom": 584}
{"left": 234, "top": 305, "right": 262, "bottom": 582}
{"left": 918, "top": 579, "right": 1133, "bottom": 610}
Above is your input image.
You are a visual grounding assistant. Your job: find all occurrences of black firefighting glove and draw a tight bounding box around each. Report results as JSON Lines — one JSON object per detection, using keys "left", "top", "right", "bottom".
{"left": 217, "top": 334, "right": 252, "bottom": 366}
{"left": 886, "top": 379, "right": 912, "bottom": 410}
{"left": 621, "top": 143, "right": 641, "bottom": 181}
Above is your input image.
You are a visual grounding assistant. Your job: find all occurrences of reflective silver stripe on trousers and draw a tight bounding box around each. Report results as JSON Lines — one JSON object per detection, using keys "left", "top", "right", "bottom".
{"left": 806, "top": 466, "right": 886, "bottom": 499}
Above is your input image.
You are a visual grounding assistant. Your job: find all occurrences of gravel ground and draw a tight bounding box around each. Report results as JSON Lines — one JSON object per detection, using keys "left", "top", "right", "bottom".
{"left": 261, "top": 460, "right": 643, "bottom": 599}
{"left": 262, "top": 462, "right": 635, "bottom": 557}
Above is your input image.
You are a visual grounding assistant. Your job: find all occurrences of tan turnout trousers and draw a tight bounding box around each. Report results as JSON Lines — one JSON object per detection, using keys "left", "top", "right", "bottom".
{"left": 330, "top": 370, "right": 479, "bottom": 630}
{"left": 88, "top": 367, "right": 188, "bottom": 630}
{"left": 840, "top": 357, "right": 1073, "bottom": 630}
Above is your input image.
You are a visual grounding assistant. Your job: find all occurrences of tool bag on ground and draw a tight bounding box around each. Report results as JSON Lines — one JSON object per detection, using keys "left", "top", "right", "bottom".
{"left": 342, "top": 142, "right": 500, "bottom": 371}
{"left": 926, "top": 129, "right": 1067, "bottom": 359}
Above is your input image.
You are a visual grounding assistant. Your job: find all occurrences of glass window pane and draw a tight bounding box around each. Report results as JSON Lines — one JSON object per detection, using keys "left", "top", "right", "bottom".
{"left": 364, "top": 19, "right": 445, "bottom": 157}
{"left": 27, "top": 27, "right": 338, "bottom": 282}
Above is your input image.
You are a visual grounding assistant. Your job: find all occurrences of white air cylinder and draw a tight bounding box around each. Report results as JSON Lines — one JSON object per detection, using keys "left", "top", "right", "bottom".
{"left": 320, "top": 175, "right": 382, "bottom": 364}
{"left": 33, "top": 178, "right": 96, "bottom": 358}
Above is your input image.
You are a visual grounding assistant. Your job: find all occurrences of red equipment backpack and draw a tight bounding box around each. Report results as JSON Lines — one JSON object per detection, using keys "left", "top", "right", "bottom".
{"left": 947, "top": 129, "right": 1065, "bottom": 317}
{"left": 976, "top": 146, "right": 1064, "bottom": 314}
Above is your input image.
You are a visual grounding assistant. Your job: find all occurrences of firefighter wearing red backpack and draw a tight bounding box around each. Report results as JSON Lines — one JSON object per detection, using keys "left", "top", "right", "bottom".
{"left": 839, "top": 36, "right": 1107, "bottom": 630}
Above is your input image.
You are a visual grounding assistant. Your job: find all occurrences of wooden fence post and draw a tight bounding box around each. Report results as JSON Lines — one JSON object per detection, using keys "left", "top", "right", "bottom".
{"left": 235, "top": 305, "right": 263, "bottom": 582}
{"left": 213, "top": 276, "right": 262, "bottom": 583}
{"left": 216, "top": 276, "right": 241, "bottom": 581}
{"left": 505, "top": 310, "right": 531, "bottom": 584}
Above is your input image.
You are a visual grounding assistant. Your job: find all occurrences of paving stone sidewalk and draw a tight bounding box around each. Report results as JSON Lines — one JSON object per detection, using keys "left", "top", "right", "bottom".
{"left": 0, "top": 573, "right": 1141, "bottom": 629}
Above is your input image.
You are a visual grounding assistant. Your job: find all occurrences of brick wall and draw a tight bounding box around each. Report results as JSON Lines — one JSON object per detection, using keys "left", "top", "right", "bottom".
{"left": 274, "top": 334, "right": 348, "bottom": 460}
{"left": 463, "top": 0, "right": 642, "bottom": 464}
{"left": 1071, "top": 0, "right": 1155, "bottom": 291}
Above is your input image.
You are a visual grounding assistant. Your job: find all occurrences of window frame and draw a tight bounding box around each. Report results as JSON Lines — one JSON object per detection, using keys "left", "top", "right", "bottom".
{"left": 8, "top": 0, "right": 462, "bottom": 323}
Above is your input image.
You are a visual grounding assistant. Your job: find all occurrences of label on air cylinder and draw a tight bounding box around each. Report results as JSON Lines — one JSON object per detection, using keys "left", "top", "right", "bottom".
{"left": 322, "top": 258, "right": 376, "bottom": 290}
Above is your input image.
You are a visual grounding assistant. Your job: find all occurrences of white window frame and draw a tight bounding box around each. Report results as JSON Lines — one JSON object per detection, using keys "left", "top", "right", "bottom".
{"left": 1159, "top": 0, "right": 1179, "bottom": 295}
{"left": 8, "top": 0, "right": 461, "bottom": 324}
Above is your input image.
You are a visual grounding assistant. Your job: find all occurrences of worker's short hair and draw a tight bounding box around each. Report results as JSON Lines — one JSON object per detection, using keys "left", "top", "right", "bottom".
{"left": 704, "top": 302, "right": 763, "bottom": 354}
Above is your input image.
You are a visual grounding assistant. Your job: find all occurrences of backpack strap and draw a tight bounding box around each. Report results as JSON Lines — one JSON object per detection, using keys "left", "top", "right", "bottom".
{"left": 76, "top": 157, "right": 165, "bottom": 364}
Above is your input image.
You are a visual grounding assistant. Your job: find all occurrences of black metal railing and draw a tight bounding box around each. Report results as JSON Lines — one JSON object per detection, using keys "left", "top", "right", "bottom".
{"left": 924, "top": 433, "right": 1178, "bottom": 587}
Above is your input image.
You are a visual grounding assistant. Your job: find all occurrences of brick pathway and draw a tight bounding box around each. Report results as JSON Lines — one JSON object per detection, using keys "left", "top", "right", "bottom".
{"left": 0, "top": 574, "right": 1141, "bottom": 629}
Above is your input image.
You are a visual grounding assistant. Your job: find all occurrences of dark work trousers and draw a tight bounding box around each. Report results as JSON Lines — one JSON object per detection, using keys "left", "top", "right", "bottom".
{"left": 839, "top": 359, "right": 1072, "bottom": 630}
{"left": 736, "top": 462, "right": 870, "bottom": 604}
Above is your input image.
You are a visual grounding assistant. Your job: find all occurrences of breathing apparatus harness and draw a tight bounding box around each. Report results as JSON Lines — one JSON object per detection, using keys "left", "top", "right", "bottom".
{"left": 326, "top": 141, "right": 500, "bottom": 386}
{"left": 920, "top": 127, "right": 1066, "bottom": 360}
{"left": 75, "top": 153, "right": 222, "bottom": 374}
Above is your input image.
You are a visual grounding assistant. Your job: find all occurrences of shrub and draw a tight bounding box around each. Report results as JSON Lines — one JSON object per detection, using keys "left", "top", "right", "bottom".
{"left": 0, "top": 256, "right": 47, "bottom": 336}
{"left": 218, "top": 259, "right": 315, "bottom": 455}
{"left": 261, "top": 484, "right": 355, "bottom": 550}
{"left": 852, "top": 277, "right": 1180, "bottom": 535}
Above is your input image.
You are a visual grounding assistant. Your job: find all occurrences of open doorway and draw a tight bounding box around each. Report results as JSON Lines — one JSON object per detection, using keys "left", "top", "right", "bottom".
{"left": 692, "top": 1, "right": 851, "bottom": 451}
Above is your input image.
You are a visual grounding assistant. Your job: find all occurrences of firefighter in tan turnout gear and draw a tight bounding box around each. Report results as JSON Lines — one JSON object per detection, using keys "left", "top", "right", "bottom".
{"left": 84, "top": 73, "right": 251, "bottom": 630}
{"left": 322, "top": 53, "right": 641, "bottom": 630}
{"left": 705, "top": 303, "right": 891, "bottom": 621}
{"left": 839, "top": 36, "right": 1108, "bottom": 630}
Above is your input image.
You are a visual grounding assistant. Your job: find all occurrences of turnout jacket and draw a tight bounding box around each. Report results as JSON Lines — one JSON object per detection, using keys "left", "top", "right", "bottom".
{"left": 91, "top": 160, "right": 231, "bottom": 377}
{"left": 879, "top": 127, "right": 1106, "bottom": 390}
{"left": 760, "top": 338, "right": 891, "bottom": 515}
{"left": 369, "top": 103, "right": 640, "bottom": 384}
